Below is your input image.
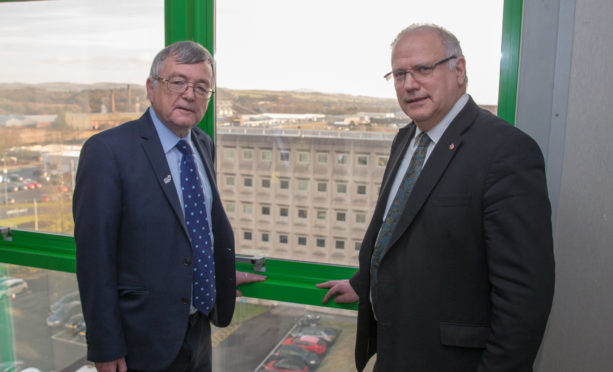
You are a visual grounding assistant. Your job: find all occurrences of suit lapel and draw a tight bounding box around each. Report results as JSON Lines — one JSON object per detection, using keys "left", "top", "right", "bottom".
{"left": 137, "top": 113, "right": 189, "bottom": 237}
{"left": 384, "top": 98, "right": 480, "bottom": 255}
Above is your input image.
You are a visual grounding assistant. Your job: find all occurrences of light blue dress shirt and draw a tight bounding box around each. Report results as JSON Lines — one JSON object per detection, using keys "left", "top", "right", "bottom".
{"left": 149, "top": 107, "right": 214, "bottom": 247}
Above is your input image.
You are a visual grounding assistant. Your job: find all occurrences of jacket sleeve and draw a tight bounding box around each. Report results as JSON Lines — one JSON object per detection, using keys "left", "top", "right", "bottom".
{"left": 73, "top": 135, "right": 127, "bottom": 363}
{"left": 479, "top": 131, "right": 555, "bottom": 371}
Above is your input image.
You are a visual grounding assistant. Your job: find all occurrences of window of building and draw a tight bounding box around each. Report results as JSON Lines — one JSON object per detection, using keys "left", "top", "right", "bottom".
{"left": 317, "top": 182, "right": 327, "bottom": 192}
{"left": 261, "top": 205, "right": 271, "bottom": 216}
{"left": 280, "top": 179, "right": 290, "bottom": 190}
{"left": 357, "top": 184, "right": 367, "bottom": 195}
{"left": 337, "top": 153, "right": 348, "bottom": 165}
{"left": 242, "top": 203, "right": 253, "bottom": 214}
{"left": 316, "top": 210, "right": 327, "bottom": 220}
{"left": 336, "top": 211, "right": 346, "bottom": 222}
{"left": 355, "top": 212, "right": 366, "bottom": 223}
{"left": 335, "top": 240, "right": 345, "bottom": 250}
{"left": 280, "top": 151, "right": 290, "bottom": 162}
{"left": 224, "top": 201, "right": 235, "bottom": 213}
{"left": 316, "top": 238, "right": 326, "bottom": 248}
{"left": 354, "top": 241, "right": 362, "bottom": 251}
{"left": 261, "top": 178, "right": 271, "bottom": 188}
{"left": 224, "top": 148, "right": 236, "bottom": 161}
{"left": 243, "top": 231, "right": 252, "bottom": 240}
{"left": 297, "top": 236, "right": 307, "bottom": 246}
{"left": 378, "top": 156, "right": 389, "bottom": 167}
{"left": 243, "top": 177, "right": 253, "bottom": 187}
{"left": 357, "top": 154, "right": 368, "bottom": 166}
{"left": 298, "top": 151, "right": 310, "bottom": 164}
{"left": 243, "top": 149, "right": 253, "bottom": 160}
{"left": 261, "top": 149, "right": 272, "bottom": 161}
{"left": 336, "top": 182, "right": 347, "bottom": 194}
{"left": 262, "top": 232, "right": 270, "bottom": 242}
{"left": 279, "top": 234, "right": 289, "bottom": 244}
{"left": 298, "top": 208, "right": 308, "bottom": 219}
{"left": 316, "top": 152, "right": 328, "bottom": 164}
{"left": 280, "top": 207, "right": 289, "bottom": 217}
{"left": 226, "top": 175, "right": 235, "bottom": 186}
{"left": 295, "top": 179, "right": 307, "bottom": 192}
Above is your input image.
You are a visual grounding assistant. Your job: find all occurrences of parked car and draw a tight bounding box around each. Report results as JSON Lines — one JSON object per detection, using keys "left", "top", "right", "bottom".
{"left": 46, "top": 300, "right": 81, "bottom": 327}
{"left": 65, "top": 313, "right": 86, "bottom": 335}
{"left": 261, "top": 358, "right": 308, "bottom": 372}
{"left": 282, "top": 335, "right": 326, "bottom": 355}
{"left": 50, "top": 291, "right": 80, "bottom": 313}
{"left": 0, "top": 278, "right": 29, "bottom": 299}
{"left": 292, "top": 326, "right": 340, "bottom": 344}
{"left": 272, "top": 345, "right": 320, "bottom": 369}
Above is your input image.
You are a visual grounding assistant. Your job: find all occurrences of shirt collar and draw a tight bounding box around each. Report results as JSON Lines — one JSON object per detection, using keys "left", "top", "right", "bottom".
{"left": 418, "top": 93, "right": 469, "bottom": 144}
{"left": 149, "top": 107, "right": 191, "bottom": 153}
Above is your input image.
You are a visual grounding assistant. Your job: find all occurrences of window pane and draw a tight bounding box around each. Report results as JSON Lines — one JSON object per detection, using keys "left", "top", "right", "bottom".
{"left": 216, "top": 0, "right": 504, "bottom": 266}
{"left": 0, "top": 0, "right": 163, "bottom": 235}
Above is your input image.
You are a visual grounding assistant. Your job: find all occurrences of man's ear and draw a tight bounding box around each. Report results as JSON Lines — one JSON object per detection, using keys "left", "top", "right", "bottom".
{"left": 455, "top": 56, "right": 467, "bottom": 86}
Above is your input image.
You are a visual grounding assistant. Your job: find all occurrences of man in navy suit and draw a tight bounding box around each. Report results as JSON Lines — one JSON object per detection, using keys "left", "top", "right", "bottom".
{"left": 74, "top": 41, "right": 263, "bottom": 372}
{"left": 318, "top": 24, "right": 555, "bottom": 371}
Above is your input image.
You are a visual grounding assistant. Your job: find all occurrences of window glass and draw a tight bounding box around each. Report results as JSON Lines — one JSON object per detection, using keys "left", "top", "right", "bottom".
{"left": 0, "top": 0, "right": 163, "bottom": 235}
{"left": 216, "top": 0, "right": 504, "bottom": 267}
{"left": 0, "top": 263, "right": 372, "bottom": 372}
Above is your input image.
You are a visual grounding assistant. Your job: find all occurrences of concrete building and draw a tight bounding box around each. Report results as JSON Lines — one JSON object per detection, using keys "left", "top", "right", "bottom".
{"left": 217, "top": 127, "right": 393, "bottom": 265}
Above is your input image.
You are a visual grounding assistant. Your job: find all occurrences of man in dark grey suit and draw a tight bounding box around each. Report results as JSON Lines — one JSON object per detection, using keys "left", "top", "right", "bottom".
{"left": 318, "top": 24, "right": 555, "bottom": 371}
{"left": 74, "top": 41, "right": 263, "bottom": 372}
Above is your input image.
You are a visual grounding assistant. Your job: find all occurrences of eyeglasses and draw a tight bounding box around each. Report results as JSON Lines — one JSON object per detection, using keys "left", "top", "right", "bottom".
{"left": 154, "top": 76, "right": 215, "bottom": 99}
{"left": 384, "top": 55, "right": 457, "bottom": 84}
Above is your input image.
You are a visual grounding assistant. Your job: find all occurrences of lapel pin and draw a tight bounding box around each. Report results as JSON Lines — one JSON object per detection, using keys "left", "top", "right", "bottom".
{"left": 449, "top": 143, "right": 455, "bottom": 150}
{"left": 163, "top": 175, "right": 172, "bottom": 184}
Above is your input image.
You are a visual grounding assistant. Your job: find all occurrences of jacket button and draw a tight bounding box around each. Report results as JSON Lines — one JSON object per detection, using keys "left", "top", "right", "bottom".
{"left": 181, "top": 297, "right": 189, "bottom": 305}
{"left": 184, "top": 258, "right": 192, "bottom": 266}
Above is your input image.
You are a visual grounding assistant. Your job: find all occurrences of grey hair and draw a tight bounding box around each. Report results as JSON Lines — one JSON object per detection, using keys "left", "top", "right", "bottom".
{"left": 391, "top": 24, "right": 467, "bottom": 84}
{"left": 149, "top": 40, "right": 215, "bottom": 84}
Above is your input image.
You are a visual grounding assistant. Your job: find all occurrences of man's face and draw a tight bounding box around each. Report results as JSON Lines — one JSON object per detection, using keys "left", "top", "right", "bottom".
{"left": 392, "top": 30, "right": 466, "bottom": 132}
{"left": 146, "top": 56, "right": 213, "bottom": 137}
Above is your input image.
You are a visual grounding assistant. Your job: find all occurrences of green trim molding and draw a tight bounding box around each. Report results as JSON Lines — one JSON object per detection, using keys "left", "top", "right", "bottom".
{"left": 498, "top": 0, "right": 523, "bottom": 124}
{"left": 165, "top": 0, "right": 216, "bottom": 139}
{"left": 0, "top": 230, "right": 357, "bottom": 310}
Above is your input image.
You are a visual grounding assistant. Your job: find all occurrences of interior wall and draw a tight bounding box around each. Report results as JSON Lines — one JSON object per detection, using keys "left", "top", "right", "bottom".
{"left": 518, "top": 0, "right": 613, "bottom": 370}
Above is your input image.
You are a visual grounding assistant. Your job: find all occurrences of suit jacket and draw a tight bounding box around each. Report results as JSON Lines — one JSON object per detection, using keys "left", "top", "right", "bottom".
{"left": 350, "top": 97, "right": 555, "bottom": 371}
{"left": 73, "top": 110, "right": 236, "bottom": 370}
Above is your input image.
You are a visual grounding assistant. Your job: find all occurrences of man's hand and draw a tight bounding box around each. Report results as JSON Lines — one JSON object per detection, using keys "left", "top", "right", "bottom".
{"left": 236, "top": 271, "right": 267, "bottom": 296}
{"left": 95, "top": 358, "right": 127, "bottom": 372}
{"left": 316, "top": 279, "right": 358, "bottom": 304}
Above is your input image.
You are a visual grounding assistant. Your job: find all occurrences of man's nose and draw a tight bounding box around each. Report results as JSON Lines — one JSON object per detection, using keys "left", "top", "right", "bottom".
{"left": 181, "top": 84, "right": 197, "bottom": 100}
{"left": 402, "top": 72, "right": 420, "bottom": 90}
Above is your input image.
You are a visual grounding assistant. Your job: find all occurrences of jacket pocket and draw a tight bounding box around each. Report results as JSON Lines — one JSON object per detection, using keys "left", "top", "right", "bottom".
{"left": 439, "top": 322, "right": 490, "bottom": 349}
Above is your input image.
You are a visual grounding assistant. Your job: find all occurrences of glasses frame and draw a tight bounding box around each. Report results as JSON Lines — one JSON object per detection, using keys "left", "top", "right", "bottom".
{"left": 154, "top": 76, "right": 215, "bottom": 99}
{"left": 384, "top": 55, "right": 458, "bottom": 83}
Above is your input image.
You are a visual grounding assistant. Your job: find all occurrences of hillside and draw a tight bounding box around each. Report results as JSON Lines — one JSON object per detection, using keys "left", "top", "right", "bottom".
{"left": 0, "top": 83, "right": 400, "bottom": 116}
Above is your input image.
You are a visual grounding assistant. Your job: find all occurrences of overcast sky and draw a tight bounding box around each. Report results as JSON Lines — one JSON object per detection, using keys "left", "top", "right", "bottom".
{"left": 0, "top": 0, "right": 503, "bottom": 104}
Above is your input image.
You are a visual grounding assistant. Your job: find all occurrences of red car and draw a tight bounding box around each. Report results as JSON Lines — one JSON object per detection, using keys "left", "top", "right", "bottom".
{"left": 261, "top": 358, "right": 308, "bottom": 372}
{"left": 282, "top": 335, "right": 326, "bottom": 355}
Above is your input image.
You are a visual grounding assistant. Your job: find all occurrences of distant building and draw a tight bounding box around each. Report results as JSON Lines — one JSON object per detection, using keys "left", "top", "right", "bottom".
{"left": 64, "top": 112, "right": 141, "bottom": 130}
{"left": 216, "top": 127, "right": 394, "bottom": 266}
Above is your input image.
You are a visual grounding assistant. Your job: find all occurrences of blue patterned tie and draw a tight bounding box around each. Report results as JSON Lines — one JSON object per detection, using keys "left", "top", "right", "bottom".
{"left": 176, "top": 139, "right": 216, "bottom": 315}
{"left": 370, "top": 132, "right": 431, "bottom": 307}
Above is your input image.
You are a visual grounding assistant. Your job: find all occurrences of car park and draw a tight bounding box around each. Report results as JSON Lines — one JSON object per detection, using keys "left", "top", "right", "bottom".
{"left": 282, "top": 335, "right": 326, "bottom": 355}
{"left": 272, "top": 345, "right": 320, "bottom": 370}
{"left": 0, "top": 278, "right": 29, "bottom": 299}
{"left": 261, "top": 357, "right": 308, "bottom": 372}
